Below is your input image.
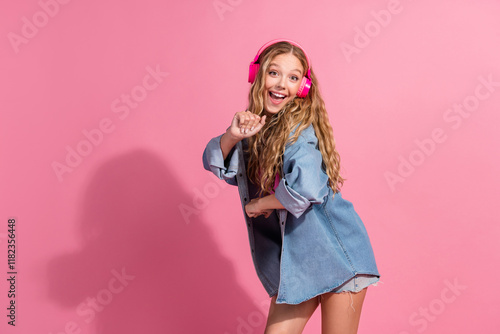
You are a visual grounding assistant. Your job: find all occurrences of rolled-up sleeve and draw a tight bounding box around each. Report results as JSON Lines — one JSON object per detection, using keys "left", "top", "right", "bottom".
{"left": 274, "top": 140, "right": 329, "bottom": 218}
{"left": 202, "top": 133, "right": 239, "bottom": 186}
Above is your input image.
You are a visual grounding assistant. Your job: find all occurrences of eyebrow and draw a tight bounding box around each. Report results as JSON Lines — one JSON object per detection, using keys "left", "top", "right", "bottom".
{"left": 269, "top": 62, "right": 303, "bottom": 75}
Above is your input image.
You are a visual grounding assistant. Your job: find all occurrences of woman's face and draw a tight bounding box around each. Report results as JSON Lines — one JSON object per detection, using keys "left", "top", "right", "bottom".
{"left": 263, "top": 53, "right": 304, "bottom": 116}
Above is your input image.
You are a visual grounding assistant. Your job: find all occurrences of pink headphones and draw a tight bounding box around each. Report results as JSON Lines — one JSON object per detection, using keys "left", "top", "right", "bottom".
{"left": 248, "top": 39, "right": 312, "bottom": 98}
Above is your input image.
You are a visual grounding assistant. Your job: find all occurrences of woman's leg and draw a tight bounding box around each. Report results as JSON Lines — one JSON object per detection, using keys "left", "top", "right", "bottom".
{"left": 264, "top": 294, "right": 320, "bottom": 334}
{"left": 319, "top": 287, "right": 368, "bottom": 334}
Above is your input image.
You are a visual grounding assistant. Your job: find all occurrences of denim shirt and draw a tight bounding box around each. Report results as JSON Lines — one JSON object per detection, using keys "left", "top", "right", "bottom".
{"left": 202, "top": 124, "right": 380, "bottom": 304}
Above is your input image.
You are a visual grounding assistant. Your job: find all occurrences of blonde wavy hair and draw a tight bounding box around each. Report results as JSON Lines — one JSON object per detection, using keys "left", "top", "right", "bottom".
{"left": 246, "top": 41, "right": 345, "bottom": 197}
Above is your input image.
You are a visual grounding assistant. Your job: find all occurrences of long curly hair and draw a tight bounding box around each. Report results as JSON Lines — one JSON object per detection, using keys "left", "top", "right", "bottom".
{"left": 246, "top": 41, "right": 344, "bottom": 197}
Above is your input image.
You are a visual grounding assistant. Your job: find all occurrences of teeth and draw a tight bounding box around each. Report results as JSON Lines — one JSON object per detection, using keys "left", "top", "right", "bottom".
{"left": 271, "top": 92, "right": 285, "bottom": 98}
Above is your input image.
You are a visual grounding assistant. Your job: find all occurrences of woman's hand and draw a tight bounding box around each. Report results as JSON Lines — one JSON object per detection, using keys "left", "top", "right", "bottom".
{"left": 245, "top": 198, "right": 274, "bottom": 218}
{"left": 227, "top": 110, "right": 267, "bottom": 141}
{"left": 220, "top": 111, "right": 266, "bottom": 160}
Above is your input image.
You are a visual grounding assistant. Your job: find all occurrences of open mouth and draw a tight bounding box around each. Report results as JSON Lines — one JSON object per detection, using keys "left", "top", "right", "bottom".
{"left": 269, "top": 91, "right": 287, "bottom": 105}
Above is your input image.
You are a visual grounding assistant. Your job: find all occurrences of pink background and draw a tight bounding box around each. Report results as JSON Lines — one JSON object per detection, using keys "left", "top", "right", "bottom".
{"left": 1, "top": 0, "right": 499, "bottom": 333}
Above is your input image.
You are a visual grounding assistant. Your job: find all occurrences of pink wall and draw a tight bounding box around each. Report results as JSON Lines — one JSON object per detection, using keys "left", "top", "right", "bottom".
{"left": 1, "top": 0, "right": 499, "bottom": 333}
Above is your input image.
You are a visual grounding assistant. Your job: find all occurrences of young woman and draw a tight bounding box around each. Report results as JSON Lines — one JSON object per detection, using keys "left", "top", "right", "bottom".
{"left": 202, "top": 39, "right": 381, "bottom": 333}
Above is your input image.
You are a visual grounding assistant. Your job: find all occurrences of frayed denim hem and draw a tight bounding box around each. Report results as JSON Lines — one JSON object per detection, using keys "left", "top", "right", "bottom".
{"left": 318, "top": 274, "right": 383, "bottom": 312}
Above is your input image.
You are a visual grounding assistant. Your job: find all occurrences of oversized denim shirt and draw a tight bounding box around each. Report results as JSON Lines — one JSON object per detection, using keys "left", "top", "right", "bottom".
{"left": 202, "top": 123, "right": 380, "bottom": 304}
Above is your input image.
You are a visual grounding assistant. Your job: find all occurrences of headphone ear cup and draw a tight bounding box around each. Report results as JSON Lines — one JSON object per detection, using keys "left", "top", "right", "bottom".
{"left": 248, "top": 63, "right": 259, "bottom": 83}
{"left": 296, "top": 76, "right": 312, "bottom": 98}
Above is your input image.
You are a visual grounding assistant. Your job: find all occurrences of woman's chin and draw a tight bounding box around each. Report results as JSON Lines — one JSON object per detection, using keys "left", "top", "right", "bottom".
{"left": 264, "top": 108, "right": 279, "bottom": 116}
{"left": 264, "top": 100, "right": 284, "bottom": 115}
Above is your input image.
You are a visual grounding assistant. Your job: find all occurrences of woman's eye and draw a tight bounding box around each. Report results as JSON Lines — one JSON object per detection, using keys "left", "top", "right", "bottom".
{"left": 290, "top": 76, "right": 299, "bottom": 82}
{"left": 269, "top": 71, "right": 278, "bottom": 76}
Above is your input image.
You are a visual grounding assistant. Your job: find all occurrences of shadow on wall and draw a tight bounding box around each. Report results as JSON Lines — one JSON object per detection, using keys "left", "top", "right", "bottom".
{"left": 46, "top": 149, "right": 263, "bottom": 333}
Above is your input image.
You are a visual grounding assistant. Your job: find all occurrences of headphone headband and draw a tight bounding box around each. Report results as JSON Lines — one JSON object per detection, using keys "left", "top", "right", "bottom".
{"left": 251, "top": 39, "right": 311, "bottom": 78}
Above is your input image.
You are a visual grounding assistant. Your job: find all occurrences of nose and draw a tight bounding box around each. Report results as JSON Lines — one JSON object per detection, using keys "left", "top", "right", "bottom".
{"left": 276, "top": 76, "right": 286, "bottom": 90}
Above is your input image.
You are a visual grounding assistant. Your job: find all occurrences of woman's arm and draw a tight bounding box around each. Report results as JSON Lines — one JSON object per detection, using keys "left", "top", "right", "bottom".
{"left": 220, "top": 131, "right": 240, "bottom": 161}
{"left": 257, "top": 193, "right": 285, "bottom": 210}
{"left": 245, "top": 194, "right": 285, "bottom": 218}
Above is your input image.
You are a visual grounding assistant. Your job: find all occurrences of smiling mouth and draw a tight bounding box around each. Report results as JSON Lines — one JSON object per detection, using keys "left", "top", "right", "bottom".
{"left": 269, "top": 91, "right": 287, "bottom": 104}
